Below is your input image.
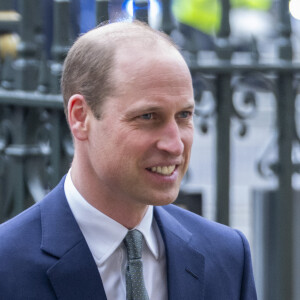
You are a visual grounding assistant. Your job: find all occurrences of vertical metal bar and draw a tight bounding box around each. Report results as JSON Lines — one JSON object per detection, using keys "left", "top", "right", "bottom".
{"left": 7, "top": 0, "right": 40, "bottom": 216}
{"left": 215, "top": 75, "right": 231, "bottom": 225}
{"left": 218, "top": 0, "right": 230, "bottom": 40}
{"left": 0, "top": 0, "right": 13, "bottom": 10}
{"left": 215, "top": 0, "right": 232, "bottom": 60}
{"left": 277, "top": 0, "right": 293, "bottom": 60}
{"left": 275, "top": 72, "right": 294, "bottom": 300}
{"left": 37, "top": 54, "right": 50, "bottom": 94}
{"left": 1, "top": 56, "right": 14, "bottom": 90}
{"left": 50, "top": 0, "right": 71, "bottom": 94}
{"left": 274, "top": 1, "right": 294, "bottom": 298}
{"left": 14, "top": 0, "right": 39, "bottom": 90}
{"left": 134, "top": 0, "right": 149, "bottom": 23}
{"left": 160, "top": 0, "right": 175, "bottom": 34}
{"left": 215, "top": 0, "right": 232, "bottom": 225}
{"left": 50, "top": 0, "right": 71, "bottom": 187}
{"left": 96, "top": 0, "right": 109, "bottom": 24}
{"left": 11, "top": 107, "right": 26, "bottom": 215}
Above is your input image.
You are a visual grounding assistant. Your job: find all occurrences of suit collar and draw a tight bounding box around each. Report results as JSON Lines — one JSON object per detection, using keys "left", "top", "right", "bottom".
{"left": 40, "top": 177, "right": 83, "bottom": 257}
{"left": 40, "top": 177, "right": 107, "bottom": 299}
{"left": 154, "top": 206, "right": 205, "bottom": 300}
{"left": 64, "top": 171, "right": 159, "bottom": 262}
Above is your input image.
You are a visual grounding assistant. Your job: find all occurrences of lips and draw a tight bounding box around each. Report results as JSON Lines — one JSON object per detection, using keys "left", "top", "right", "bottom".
{"left": 148, "top": 165, "right": 176, "bottom": 176}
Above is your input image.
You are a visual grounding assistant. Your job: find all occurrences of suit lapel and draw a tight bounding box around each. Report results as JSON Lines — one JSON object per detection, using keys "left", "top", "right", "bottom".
{"left": 39, "top": 178, "right": 107, "bottom": 299}
{"left": 39, "top": 178, "right": 205, "bottom": 299}
{"left": 154, "top": 206, "right": 205, "bottom": 300}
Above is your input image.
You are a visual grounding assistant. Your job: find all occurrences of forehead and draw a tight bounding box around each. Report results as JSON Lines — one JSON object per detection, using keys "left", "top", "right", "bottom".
{"left": 113, "top": 43, "right": 192, "bottom": 92}
{"left": 100, "top": 44, "right": 194, "bottom": 115}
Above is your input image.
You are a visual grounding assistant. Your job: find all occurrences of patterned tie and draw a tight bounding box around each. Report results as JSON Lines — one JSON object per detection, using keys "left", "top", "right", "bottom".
{"left": 124, "top": 230, "right": 149, "bottom": 300}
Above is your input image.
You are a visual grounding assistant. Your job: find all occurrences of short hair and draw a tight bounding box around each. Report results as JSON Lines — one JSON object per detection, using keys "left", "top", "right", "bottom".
{"left": 61, "top": 20, "right": 179, "bottom": 119}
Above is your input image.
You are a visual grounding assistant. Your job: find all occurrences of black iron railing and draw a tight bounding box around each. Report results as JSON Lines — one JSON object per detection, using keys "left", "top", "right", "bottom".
{"left": 0, "top": 0, "right": 299, "bottom": 299}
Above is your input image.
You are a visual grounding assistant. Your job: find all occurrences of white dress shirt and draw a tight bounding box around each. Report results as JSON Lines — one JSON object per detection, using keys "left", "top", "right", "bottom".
{"left": 64, "top": 171, "right": 168, "bottom": 300}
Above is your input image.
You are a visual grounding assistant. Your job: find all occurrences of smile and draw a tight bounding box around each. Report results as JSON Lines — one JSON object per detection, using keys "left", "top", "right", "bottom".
{"left": 148, "top": 165, "right": 176, "bottom": 176}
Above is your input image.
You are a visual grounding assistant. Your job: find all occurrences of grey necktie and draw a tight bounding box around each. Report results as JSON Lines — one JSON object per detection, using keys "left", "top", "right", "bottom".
{"left": 124, "top": 230, "right": 150, "bottom": 300}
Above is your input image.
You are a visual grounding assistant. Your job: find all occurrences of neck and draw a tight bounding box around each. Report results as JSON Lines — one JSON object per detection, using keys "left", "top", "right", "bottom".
{"left": 70, "top": 159, "right": 148, "bottom": 229}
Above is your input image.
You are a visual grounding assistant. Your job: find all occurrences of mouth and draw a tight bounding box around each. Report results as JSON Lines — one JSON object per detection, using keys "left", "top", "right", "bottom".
{"left": 146, "top": 165, "right": 176, "bottom": 176}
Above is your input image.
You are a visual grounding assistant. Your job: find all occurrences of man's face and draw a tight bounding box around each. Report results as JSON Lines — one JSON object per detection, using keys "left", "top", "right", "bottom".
{"left": 86, "top": 46, "right": 194, "bottom": 210}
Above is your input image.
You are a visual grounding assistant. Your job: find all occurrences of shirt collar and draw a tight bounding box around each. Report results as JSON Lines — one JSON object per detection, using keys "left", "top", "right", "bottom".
{"left": 64, "top": 170, "right": 160, "bottom": 264}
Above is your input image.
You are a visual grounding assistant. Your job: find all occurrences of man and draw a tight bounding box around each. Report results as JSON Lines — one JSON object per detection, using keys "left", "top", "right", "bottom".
{"left": 0, "top": 21, "right": 257, "bottom": 299}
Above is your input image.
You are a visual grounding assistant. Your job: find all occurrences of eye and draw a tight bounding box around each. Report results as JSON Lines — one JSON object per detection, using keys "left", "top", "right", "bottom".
{"left": 178, "top": 111, "right": 193, "bottom": 119}
{"left": 140, "top": 113, "right": 153, "bottom": 120}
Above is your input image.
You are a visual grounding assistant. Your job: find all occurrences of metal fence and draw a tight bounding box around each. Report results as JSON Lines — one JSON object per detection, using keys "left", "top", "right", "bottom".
{"left": 0, "top": 0, "right": 299, "bottom": 299}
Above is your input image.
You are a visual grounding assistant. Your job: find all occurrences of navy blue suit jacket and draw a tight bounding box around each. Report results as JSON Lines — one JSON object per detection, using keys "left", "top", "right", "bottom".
{"left": 0, "top": 177, "right": 257, "bottom": 299}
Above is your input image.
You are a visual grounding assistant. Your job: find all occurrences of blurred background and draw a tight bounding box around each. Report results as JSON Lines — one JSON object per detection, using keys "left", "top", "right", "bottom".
{"left": 1, "top": 0, "right": 300, "bottom": 299}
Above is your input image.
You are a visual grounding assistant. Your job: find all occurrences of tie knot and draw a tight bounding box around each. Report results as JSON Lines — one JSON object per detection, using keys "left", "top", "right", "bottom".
{"left": 124, "top": 229, "right": 143, "bottom": 260}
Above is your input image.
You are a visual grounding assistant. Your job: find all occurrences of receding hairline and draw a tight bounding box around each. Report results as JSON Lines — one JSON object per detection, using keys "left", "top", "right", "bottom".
{"left": 78, "top": 20, "right": 178, "bottom": 52}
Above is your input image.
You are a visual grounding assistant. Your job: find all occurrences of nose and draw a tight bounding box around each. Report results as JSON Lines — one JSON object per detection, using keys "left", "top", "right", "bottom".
{"left": 156, "top": 121, "right": 184, "bottom": 156}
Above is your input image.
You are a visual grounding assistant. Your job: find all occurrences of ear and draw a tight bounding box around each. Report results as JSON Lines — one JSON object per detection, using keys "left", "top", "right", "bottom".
{"left": 68, "top": 94, "right": 90, "bottom": 141}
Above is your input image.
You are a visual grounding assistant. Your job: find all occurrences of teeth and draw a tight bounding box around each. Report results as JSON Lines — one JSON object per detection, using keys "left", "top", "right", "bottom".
{"left": 150, "top": 165, "right": 175, "bottom": 175}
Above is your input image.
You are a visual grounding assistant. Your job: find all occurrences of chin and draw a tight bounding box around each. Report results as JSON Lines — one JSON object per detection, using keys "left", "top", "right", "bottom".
{"left": 146, "top": 191, "right": 179, "bottom": 207}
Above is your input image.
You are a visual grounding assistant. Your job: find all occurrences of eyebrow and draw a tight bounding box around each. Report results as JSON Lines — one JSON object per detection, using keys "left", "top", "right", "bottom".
{"left": 182, "top": 104, "right": 195, "bottom": 111}
{"left": 125, "top": 103, "right": 195, "bottom": 118}
{"left": 124, "top": 106, "right": 161, "bottom": 119}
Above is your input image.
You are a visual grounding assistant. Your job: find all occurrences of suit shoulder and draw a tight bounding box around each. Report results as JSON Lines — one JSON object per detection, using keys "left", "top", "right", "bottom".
{"left": 0, "top": 202, "right": 41, "bottom": 247}
{"left": 0, "top": 176, "right": 66, "bottom": 244}
{"left": 0, "top": 202, "right": 40, "bottom": 233}
{"left": 160, "top": 204, "right": 246, "bottom": 246}
{"left": 160, "top": 203, "right": 224, "bottom": 229}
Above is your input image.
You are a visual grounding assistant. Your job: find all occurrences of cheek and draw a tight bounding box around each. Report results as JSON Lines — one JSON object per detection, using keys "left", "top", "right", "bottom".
{"left": 118, "top": 127, "right": 155, "bottom": 150}
{"left": 183, "top": 127, "right": 194, "bottom": 150}
{"left": 88, "top": 127, "right": 120, "bottom": 168}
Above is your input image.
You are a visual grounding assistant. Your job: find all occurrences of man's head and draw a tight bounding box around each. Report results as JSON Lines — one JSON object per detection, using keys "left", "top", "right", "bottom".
{"left": 63, "top": 21, "right": 194, "bottom": 225}
{"left": 61, "top": 21, "right": 177, "bottom": 119}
